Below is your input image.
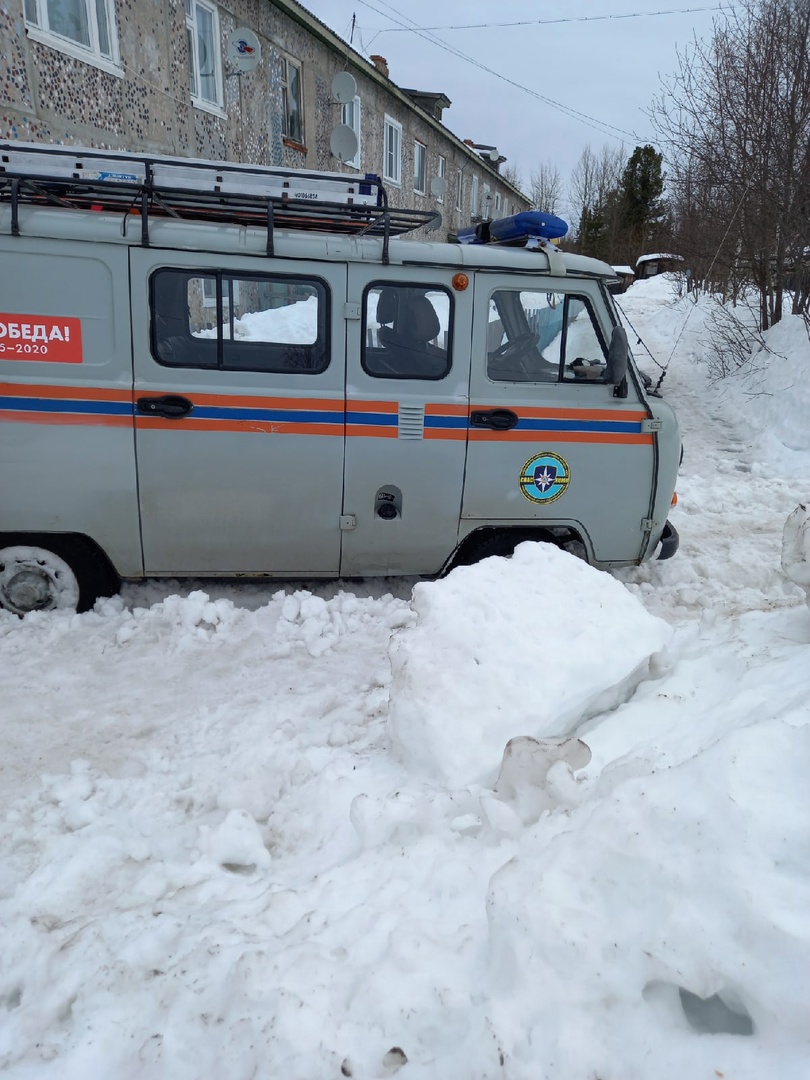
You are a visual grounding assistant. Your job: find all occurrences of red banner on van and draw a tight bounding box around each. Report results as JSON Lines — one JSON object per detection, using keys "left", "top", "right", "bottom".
{"left": 0, "top": 315, "right": 83, "bottom": 363}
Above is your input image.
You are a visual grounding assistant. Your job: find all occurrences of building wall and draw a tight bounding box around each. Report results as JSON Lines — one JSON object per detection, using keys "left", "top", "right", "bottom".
{"left": 0, "top": 0, "right": 528, "bottom": 240}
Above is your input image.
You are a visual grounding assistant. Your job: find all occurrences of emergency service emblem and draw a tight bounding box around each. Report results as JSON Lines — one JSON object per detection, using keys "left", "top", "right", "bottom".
{"left": 519, "top": 451, "right": 571, "bottom": 504}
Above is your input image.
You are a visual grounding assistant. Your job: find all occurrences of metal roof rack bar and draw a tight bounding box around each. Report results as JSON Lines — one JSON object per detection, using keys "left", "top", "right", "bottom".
{"left": 0, "top": 141, "right": 438, "bottom": 250}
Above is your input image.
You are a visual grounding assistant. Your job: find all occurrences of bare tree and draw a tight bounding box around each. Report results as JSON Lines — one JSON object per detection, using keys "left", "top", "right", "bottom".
{"left": 529, "top": 160, "right": 563, "bottom": 213}
{"left": 652, "top": 0, "right": 810, "bottom": 329}
{"left": 500, "top": 161, "right": 524, "bottom": 194}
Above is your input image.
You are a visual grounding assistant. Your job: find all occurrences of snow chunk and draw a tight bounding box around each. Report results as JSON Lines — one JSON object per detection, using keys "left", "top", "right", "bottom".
{"left": 387, "top": 544, "right": 672, "bottom": 787}
{"left": 201, "top": 808, "right": 272, "bottom": 872}
{"left": 782, "top": 504, "right": 810, "bottom": 600}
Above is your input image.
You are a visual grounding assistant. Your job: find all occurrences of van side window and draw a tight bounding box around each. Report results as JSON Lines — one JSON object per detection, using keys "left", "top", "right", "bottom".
{"left": 487, "top": 289, "right": 608, "bottom": 383}
{"left": 151, "top": 270, "right": 329, "bottom": 373}
{"left": 363, "top": 284, "right": 452, "bottom": 379}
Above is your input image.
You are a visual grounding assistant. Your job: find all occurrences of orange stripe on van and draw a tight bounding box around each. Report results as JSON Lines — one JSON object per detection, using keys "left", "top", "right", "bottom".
{"left": 468, "top": 429, "right": 653, "bottom": 445}
{"left": 0, "top": 381, "right": 131, "bottom": 402}
{"left": 135, "top": 417, "right": 343, "bottom": 436}
{"left": 0, "top": 409, "right": 132, "bottom": 427}
{"left": 471, "top": 404, "right": 648, "bottom": 422}
{"left": 346, "top": 399, "right": 400, "bottom": 414}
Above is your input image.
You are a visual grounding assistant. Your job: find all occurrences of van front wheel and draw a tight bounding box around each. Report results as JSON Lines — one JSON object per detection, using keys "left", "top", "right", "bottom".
{"left": 0, "top": 540, "right": 116, "bottom": 615}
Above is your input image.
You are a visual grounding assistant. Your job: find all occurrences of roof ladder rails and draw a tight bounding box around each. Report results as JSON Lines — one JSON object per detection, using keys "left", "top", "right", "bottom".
{"left": 0, "top": 141, "right": 440, "bottom": 249}
{"left": 10, "top": 177, "right": 19, "bottom": 236}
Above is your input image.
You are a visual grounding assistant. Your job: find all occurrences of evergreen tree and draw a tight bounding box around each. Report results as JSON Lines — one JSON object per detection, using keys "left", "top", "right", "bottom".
{"left": 620, "top": 144, "right": 666, "bottom": 255}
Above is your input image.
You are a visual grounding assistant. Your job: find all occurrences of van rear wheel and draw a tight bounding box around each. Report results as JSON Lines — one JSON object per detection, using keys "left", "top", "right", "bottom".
{"left": 0, "top": 539, "right": 118, "bottom": 615}
{"left": 454, "top": 528, "right": 553, "bottom": 567}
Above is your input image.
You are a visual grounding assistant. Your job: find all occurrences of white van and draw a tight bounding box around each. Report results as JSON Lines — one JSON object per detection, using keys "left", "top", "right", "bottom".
{"left": 0, "top": 142, "right": 679, "bottom": 615}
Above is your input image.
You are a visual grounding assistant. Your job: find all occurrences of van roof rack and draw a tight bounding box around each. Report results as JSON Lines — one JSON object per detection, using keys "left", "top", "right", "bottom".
{"left": 0, "top": 142, "right": 439, "bottom": 263}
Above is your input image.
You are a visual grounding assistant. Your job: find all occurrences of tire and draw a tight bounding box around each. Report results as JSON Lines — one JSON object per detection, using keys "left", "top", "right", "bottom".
{"left": 454, "top": 528, "right": 552, "bottom": 567}
{"left": 0, "top": 537, "right": 119, "bottom": 615}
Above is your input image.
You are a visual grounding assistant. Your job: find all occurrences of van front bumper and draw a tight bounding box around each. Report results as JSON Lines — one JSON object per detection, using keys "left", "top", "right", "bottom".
{"left": 657, "top": 519, "right": 680, "bottom": 560}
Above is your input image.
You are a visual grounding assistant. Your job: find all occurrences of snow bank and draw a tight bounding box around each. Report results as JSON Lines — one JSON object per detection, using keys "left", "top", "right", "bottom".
{"left": 783, "top": 503, "right": 810, "bottom": 604}
{"left": 387, "top": 543, "right": 672, "bottom": 787}
{"left": 485, "top": 714, "right": 810, "bottom": 1077}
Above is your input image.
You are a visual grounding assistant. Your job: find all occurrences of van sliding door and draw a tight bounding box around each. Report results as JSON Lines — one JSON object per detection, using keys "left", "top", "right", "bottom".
{"left": 129, "top": 249, "right": 347, "bottom": 575}
{"left": 341, "top": 266, "right": 472, "bottom": 576}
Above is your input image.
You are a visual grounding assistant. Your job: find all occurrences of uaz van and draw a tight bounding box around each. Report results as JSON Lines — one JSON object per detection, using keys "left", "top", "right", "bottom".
{"left": 0, "top": 142, "right": 679, "bottom": 615}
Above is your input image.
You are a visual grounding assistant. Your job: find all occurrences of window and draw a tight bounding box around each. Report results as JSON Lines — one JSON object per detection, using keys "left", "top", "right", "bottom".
{"left": 384, "top": 116, "right": 402, "bottom": 185}
{"left": 436, "top": 155, "right": 446, "bottom": 203}
{"left": 470, "top": 175, "right": 479, "bottom": 218}
{"left": 503, "top": 198, "right": 509, "bottom": 218}
{"left": 281, "top": 55, "right": 304, "bottom": 144}
{"left": 341, "top": 95, "right": 361, "bottom": 168}
{"left": 413, "top": 141, "right": 427, "bottom": 194}
{"left": 486, "top": 289, "right": 608, "bottom": 384}
{"left": 481, "top": 184, "right": 492, "bottom": 220}
{"left": 455, "top": 170, "right": 463, "bottom": 211}
{"left": 363, "top": 283, "right": 452, "bottom": 380}
{"left": 24, "top": 0, "right": 120, "bottom": 73}
{"left": 186, "top": 0, "right": 223, "bottom": 110}
{"left": 151, "top": 270, "right": 329, "bottom": 374}
{"left": 495, "top": 192, "right": 502, "bottom": 214}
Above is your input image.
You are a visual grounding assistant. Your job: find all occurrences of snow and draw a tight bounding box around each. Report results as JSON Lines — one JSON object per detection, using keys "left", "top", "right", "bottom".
{"left": 1, "top": 276, "right": 809, "bottom": 1078}
{"left": 635, "top": 252, "right": 685, "bottom": 265}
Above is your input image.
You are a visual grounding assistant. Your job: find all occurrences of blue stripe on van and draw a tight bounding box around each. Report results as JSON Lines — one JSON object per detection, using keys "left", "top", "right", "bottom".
{"left": 517, "top": 417, "right": 642, "bottom": 434}
{"left": 346, "top": 411, "right": 398, "bottom": 427}
{"left": 424, "top": 414, "right": 468, "bottom": 429}
{"left": 0, "top": 395, "right": 132, "bottom": 416}
{"left": 191, "top": 405, "right": 343, "bottom": 425}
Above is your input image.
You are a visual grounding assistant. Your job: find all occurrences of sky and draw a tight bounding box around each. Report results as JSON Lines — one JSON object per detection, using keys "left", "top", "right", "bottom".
{"left": 1, "top": 276, "right": 809, "bottom": 1076}
{"left": 303, "top": 0, "right": 729, "bottom": 198}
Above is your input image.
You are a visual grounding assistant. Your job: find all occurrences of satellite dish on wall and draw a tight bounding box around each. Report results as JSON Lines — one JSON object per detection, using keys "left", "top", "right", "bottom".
{"left": 332, "top": 72, "right": 358, "bottom": 104}
{"left": 430, "top": 176, "right": 447, "bottom": 198}
{"left": 226, "top": 28, "right": 261, "bottom": 72}
{"left": 330, "top": 124, "right": 359, "bottom": 163}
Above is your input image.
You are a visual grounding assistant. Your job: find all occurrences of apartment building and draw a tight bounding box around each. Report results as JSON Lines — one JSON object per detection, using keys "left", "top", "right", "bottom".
{"left": 2, "top": 0, "right": 529, "bottom": 238}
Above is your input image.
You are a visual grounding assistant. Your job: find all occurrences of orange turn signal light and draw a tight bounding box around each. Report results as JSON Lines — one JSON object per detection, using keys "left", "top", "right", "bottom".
{"left": 671, "top": 492, "right": 678, "bottom": 506}
{"left": 452, "top": 273, "right": 469, "bottom": 291}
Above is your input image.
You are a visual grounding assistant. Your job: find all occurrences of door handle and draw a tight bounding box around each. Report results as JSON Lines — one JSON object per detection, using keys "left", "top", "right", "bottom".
{"left": 137, "top": 394, "right": 194, "bottom": 419}
{"left": 469, "top": 408, "right": 519, "bottom": 431}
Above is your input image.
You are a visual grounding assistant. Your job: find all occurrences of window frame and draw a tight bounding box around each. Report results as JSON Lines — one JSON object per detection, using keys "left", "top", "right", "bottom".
{"left": 436, "top": 155, "right": 446, "bottom": 204}
{"left": 455, "top": 169, "right": 463, "bottom": 212}
{"left": 281, "top": 53, "right": 304, "bottom": 145}
{"left": 482, "top": 184, "right": 492, "bottom": 221}
{"left": 485, "top": 287, "right": 609, "bottom": 385}
{"left": 24, "top": 0, "right": 122, "bottom": 77}
{"left": 413, "top": 140, "right": 427, "bottom": 195}
{"left": 361, "top": 281, "right": 454, "bottom": 381}
{"left": 150, "top": 268, "right": 330, "bottom": 376}
{"left": 186, "top": 0, "right": 225, "bottom": 115}
{"left": 383, "top": 115, "right": 402, "bottom": 186}
{"left": 470, "top": 175, "right": 479, "bottom": 218}
{"left": 341, "top": 95, "right": 362, "bottom": 169}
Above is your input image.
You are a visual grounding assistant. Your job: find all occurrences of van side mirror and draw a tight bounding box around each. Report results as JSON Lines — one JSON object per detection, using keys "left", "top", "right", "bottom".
{"left": 606, "top": 324, "right": 629, "bottom": 398}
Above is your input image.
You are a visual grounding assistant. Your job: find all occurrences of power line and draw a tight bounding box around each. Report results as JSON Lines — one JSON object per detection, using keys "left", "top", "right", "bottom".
{"left": 355, "top": 0, "right": 642, "bottom": 143}
{"left": 374, "top": 6, "right": 727, "bottom": 34}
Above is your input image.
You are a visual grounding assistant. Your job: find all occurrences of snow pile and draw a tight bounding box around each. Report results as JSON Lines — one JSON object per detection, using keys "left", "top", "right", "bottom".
{"left": 485, "top": 713, "right": 810, "bottom": 1077}
{"left": 782, "top": 503, "right": 810, "bottom": 606}
{"left": 1, "top": 275, "right": 810, "bottom": 1078}
{"left": 388, "top": 543, "right": 672, "bottom": 787}
{"left": 195, "top": 294, "right": 318, "bottom": 343}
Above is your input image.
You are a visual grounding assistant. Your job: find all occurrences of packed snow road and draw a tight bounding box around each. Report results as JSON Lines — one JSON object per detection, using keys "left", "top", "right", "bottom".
{"left": 1, "top": 277, "right": 808, "bottom": 1079}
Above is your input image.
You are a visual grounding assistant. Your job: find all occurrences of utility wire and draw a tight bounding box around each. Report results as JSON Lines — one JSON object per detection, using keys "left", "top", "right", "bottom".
{"left": 355, "top": 0, "right": 641, "bottom": 142}
{"left": 375, "top": 6, "right": 727, "bottom": 34}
